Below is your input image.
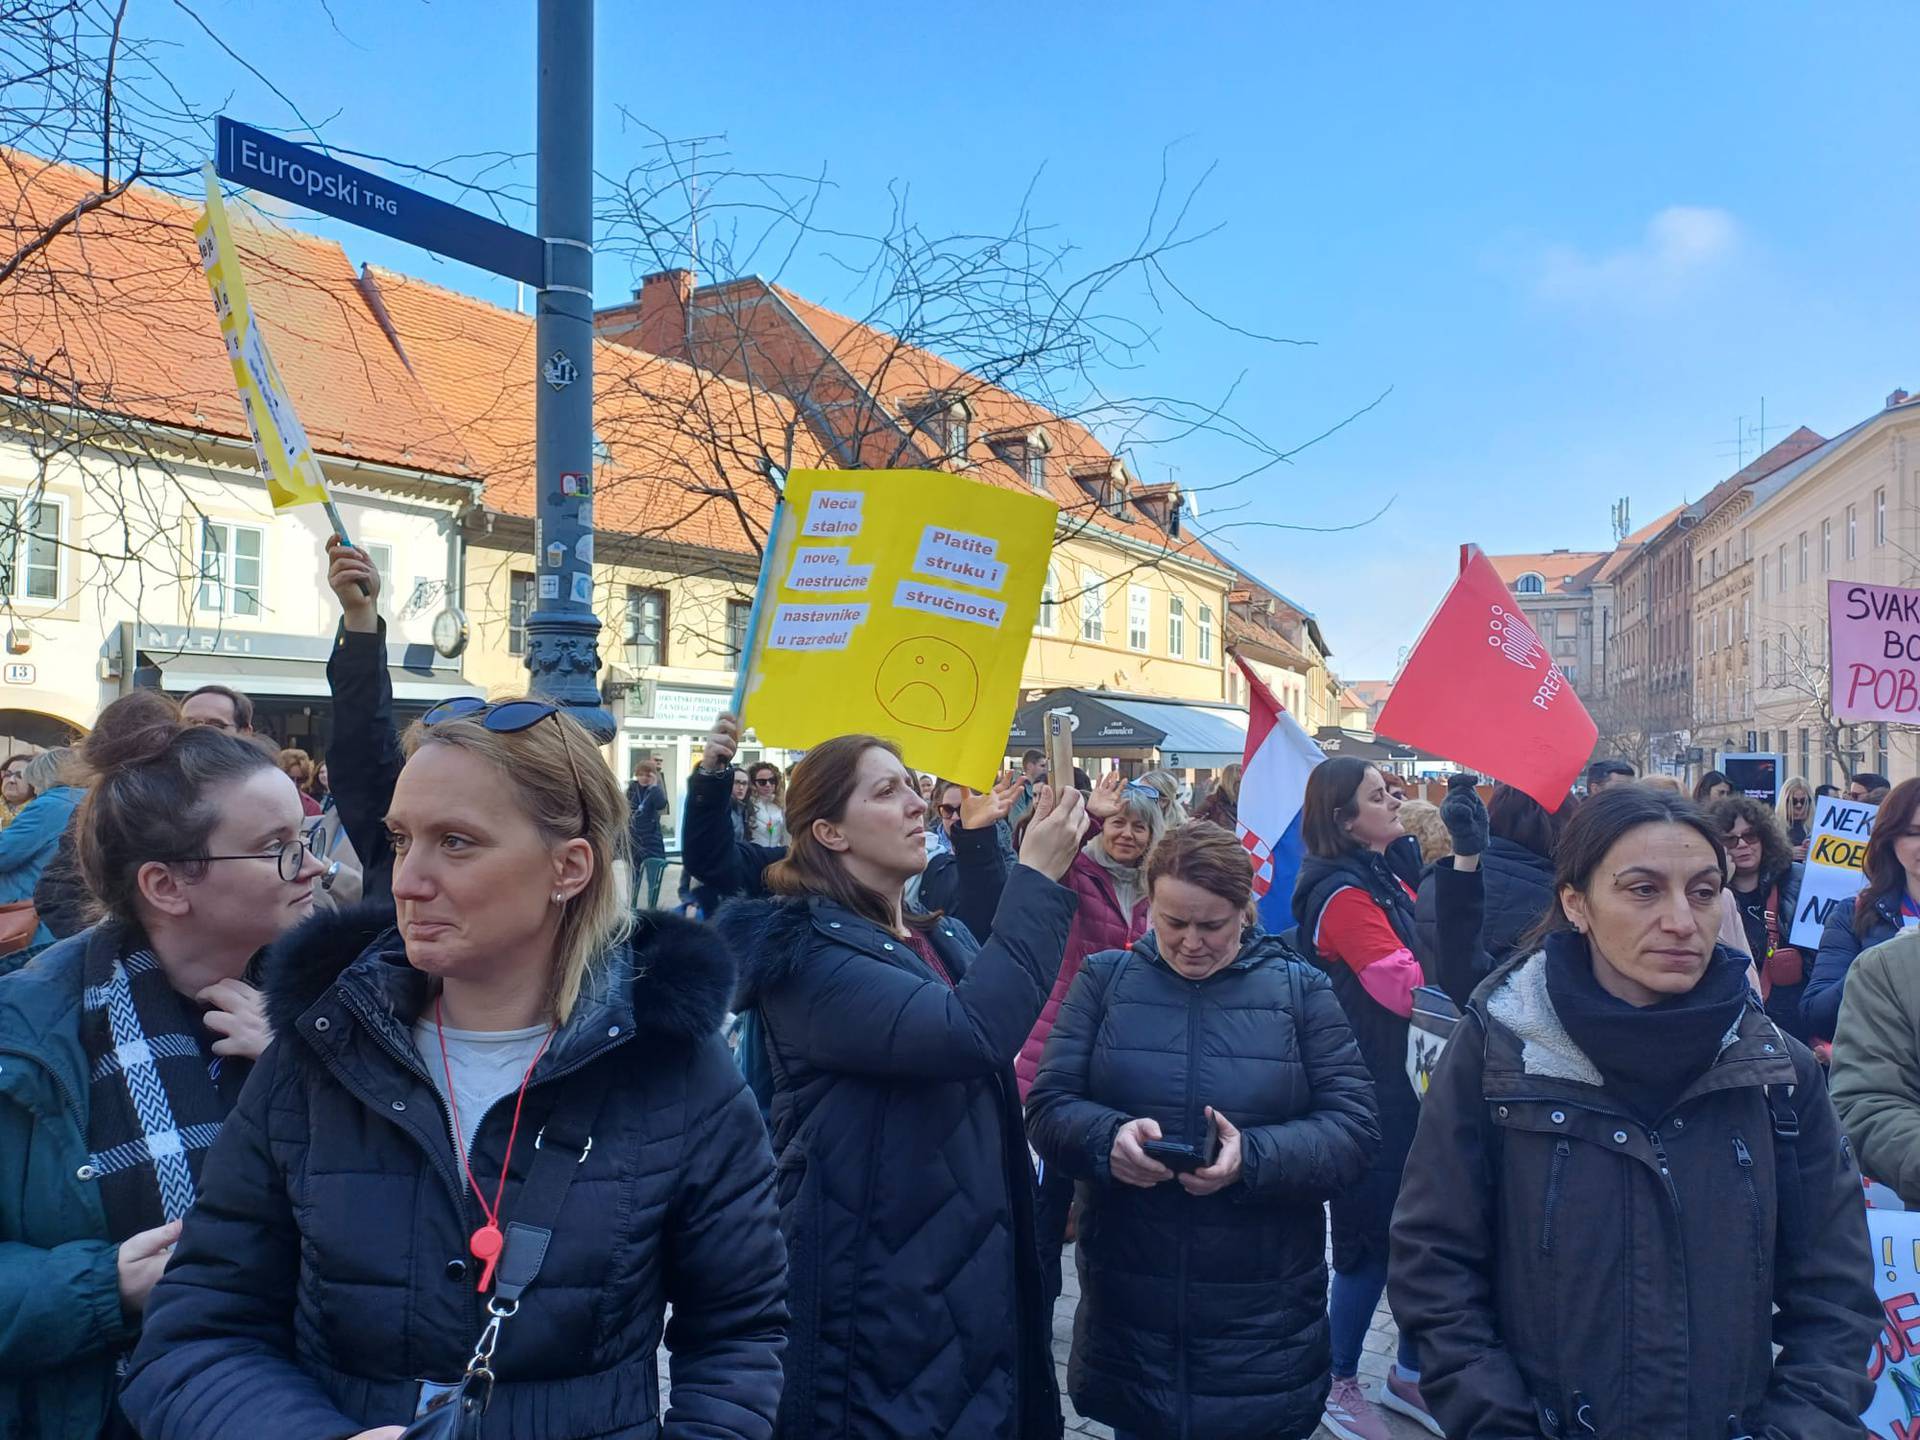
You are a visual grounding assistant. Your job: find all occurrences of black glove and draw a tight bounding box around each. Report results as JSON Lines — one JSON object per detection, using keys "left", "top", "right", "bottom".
{"left": 1441, "top": 774, "right": 1489, "bottom": 857}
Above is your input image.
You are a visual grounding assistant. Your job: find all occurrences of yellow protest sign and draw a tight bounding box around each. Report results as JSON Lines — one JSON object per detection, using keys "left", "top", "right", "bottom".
{"left": 194, "top": 166, "right": 333, "bottom": 512}
{"left": 740, "top": 469, "right": 1059, "bottom": 787}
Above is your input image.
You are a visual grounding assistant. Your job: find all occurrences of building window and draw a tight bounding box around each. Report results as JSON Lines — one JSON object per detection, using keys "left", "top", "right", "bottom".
{"left": 1821, "top": 519, "right": 1832, "bottom": 573}
{"left": 1037, "top": 567, "right": 1059, "bottom": 633}
{"left": 1026, "top": 449, "right": 1047, "bottom": 490}
{"left": 0, "top": 496, "right": 61, "bottom": 601}
{"left": 1556, "top": 610, "right": 1575, "bottom": 639}
{"left": 1128, "top": 585, "right": 1151, "bottom": 651}
{"left": 1799, "top": 727, "right": 1810, "bottom": 781}
{"left": 1777, "top": 545, "right": 1786, "bottom": 592}
{"left": 1847, "top": 504, "right": 1858, "bottom": 560}
{"left": 725, "top": 599, "right": 751, "bottom": 659}
{"left": 1198, "top": 604, "right": 1214, "bottom": 661}
{"left": 1877, "top": 487, "right": 1889, "bottom": 547}
{"left": 1168, "top": 596, "right": 1186, "bottom": 658}
{"left": 624, "top": 586, "right": 667, "bottom": 667}
{"left": 1797, "top": 532, "right": 1808, "bottom": 583}
{"left": 1515, "top": 572, "right": 1545, "bottom": 595}
{"left": 197, "top": 520, "right": 263, "bottom": 616}
{"left": 508, "top": 571, "right": 534, "bottom": 655}
{"left": 945, "top": 414, "right": 969, "bottom": 458}
{"left": 1760, "top": 638, "right": 1768, "bottom": 683}
{"left": 1079, "top": 568, "right": 1106, "bottom": 642}
{"left": 1743, "top": 596, "right": 1750, "bottom": 638}
{"left": 1760, "top": 556, "right": 1768, "bottom": 601}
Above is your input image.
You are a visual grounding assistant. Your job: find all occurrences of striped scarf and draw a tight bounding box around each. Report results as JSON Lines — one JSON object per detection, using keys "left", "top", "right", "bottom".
{"left": 78, "top": 941, "right": 246, "bottom": 1239}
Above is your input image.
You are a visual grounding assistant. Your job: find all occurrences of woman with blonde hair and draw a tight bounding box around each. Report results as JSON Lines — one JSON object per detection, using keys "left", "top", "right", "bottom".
{"left": 123, "top": 696, "right": 787, "bottom": 1440}
{"left": 275, "top": 748, "right": 323, "bottom": 818}
{"left": 1396, "top": 799, "right": 1451, "bottom": 867}
{"left": 1780, "top": 775, "right": 1815, "bottom": 860}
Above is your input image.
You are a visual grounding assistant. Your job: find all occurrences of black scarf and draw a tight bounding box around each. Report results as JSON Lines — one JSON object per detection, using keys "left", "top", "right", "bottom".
{"left": 1545, "top": 930, "right": 1751, "bottom": 1125}
{"left": 78, "top": 935, "right": 249, "bottom": 1240}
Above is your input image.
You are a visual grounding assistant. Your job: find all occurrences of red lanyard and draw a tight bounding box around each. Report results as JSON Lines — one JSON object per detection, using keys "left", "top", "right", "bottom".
{"left": 433, "top": 997, "right": 555, "bottom": 1293}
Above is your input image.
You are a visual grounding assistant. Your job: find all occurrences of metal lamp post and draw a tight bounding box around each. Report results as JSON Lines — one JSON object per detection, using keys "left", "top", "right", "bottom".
{"left": 526, "top": 0, "right": 614, "bottom": 740}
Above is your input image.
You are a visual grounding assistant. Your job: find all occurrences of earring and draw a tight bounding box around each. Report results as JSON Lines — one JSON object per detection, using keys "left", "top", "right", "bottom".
{"left": 551, "top": 891, "right": 564, "bottom": 905}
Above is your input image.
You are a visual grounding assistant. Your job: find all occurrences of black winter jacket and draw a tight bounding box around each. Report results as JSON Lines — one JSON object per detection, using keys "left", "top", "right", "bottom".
{"left": 1025, "top": 932, "right": 1378, "bottom": 1440}
{"left": 1292, "top": 847, "right": 1421, "bottom": 1268}
{"left": 1414, "top": 836, "right": 1554, "bottom": 1008}
{"left": 323, "top": 622, "right": 403, "bottom": 905}
{"left": 718, "top": 864, "right": 1076, "bottom": 1440}
{"left": 121, "top": 904, "right": 788, "bottom": 1440}
{"left": 1389, "top": 942, "right": 1879, "bottom": 1440}
{"left": 1804, "top": 890, "right": 1903, "bottom": 1041}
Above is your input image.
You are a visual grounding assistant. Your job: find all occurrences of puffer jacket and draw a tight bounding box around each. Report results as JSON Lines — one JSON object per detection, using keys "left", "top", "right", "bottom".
{"left": 718, "top": 864, "right": 1076, "bottom": 1440}
{"left": 1025, "top": 931, "right": 1377, "bottom": 1440}
{"left": 1390, "top": 942, "right": 1879, "bottom": 1440}
{"left": 1414, "top": 835, "right": 1554, "bottom": 1006}
{"left": 1014, "top": 846, "right": 1148, "bottom": 1100}
{"left": 0, "top": 924, "right": 147, "bottom": 1439}
{"left": 121, "top": 904, "right": 788, "bottom": 1440}
{"left": 1291, "top": 846, "right": 1421, "bottom": 1268}
{"left": 0, "top": 784, "right": 81, "bottom": 949}
{"left": 1804, "top": 889, "right": 1903, "bottom": 1041}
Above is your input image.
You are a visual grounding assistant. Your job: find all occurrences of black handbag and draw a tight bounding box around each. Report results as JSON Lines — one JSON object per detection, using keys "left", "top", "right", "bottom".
{"left": 398, "top": 1091, "right": 600, "bottom": 1439}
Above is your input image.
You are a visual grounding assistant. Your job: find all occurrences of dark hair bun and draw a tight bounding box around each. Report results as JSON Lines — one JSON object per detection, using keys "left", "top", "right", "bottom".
{"left": 78, "top": 690, "right": 184, "bottom": 780}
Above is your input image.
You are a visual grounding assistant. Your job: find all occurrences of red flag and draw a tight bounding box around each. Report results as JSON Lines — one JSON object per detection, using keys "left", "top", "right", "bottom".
{"left": 1374, "top": 545, "right": 1595, "bottom": 807}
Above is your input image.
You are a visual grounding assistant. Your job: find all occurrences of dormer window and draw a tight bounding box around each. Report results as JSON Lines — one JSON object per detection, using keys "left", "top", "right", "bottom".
{"left": 988, "top": 426, "right": 1051, "bottom": 490}
{"left": 904, "top": 393, "right": 973, "bottom": 461}
{"left": 1515, "top": 572, "right": 1546, "bottom": 595}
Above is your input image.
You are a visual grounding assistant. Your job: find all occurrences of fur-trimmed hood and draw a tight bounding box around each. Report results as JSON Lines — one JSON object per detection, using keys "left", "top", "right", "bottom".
{"left": 717, "top": 893, "right": 881, "bottom": 1010}
{"left": 263, "top": 900, "right": 737, "bottom": 1047}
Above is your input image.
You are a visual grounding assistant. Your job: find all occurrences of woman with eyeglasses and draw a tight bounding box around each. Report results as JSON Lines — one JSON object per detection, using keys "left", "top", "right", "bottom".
{"left": 122, "top": 695, "right": 786, "bottom": 1440}
{"left": 0, "top": 693, "right": 315, "bottom": 1440}
{"left": 1705, "top": 795, "right": 1808, "bottom": 1042}
{"left": 717, "top": 732, "right": 1086, "bottom": 1440}
{"left": 746, "top": 762, "right": 788, "bottom": 847}
{"left": 0, "top": 745, "right": 84, "bottom": 955}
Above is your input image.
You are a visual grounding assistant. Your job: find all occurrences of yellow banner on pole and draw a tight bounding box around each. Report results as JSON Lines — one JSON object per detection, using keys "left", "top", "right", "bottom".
{"left": 194, "top": 166, "right": 332, "bottom": 512}
{"left": 739, "top": 468, "right": 1059, "bottom": 788}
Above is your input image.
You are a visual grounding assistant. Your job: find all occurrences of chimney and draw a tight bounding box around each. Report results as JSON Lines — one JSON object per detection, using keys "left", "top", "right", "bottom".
{"left": 1890, "top": 387, "right": 1911, "bottom": 409}
{"left": 634, "top": 268, "right": 694, "bottom": 360}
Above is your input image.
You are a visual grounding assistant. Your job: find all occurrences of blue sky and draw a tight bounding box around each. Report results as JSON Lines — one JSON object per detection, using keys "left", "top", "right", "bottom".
{"left": 136, "top": 1, "right": 1920, "bottom": 677}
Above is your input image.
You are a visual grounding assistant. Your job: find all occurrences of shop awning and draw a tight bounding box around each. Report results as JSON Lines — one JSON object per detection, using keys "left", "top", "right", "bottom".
{"left": 1098, "top": 696, "right": 1249, "bottom": 769}
{"left": 151, "top": 654, "right": 481, "bottom": 705}
{"left": 1006, "top": 689, "right": 1250, "bottom": 767}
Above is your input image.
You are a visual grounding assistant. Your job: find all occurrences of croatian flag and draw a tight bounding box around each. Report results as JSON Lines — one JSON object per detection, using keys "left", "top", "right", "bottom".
{"left": 1232, "top": 652, "right": 1325, "bottom": 932}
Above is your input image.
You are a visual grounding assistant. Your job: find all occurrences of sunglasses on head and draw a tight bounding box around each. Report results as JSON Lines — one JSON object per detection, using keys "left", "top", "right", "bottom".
{"left": 421, "top": 697, "right": 587, "bottom": 836}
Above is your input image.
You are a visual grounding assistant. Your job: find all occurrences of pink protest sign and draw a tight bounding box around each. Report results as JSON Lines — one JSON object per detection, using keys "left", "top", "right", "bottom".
{"left": 1830, "top": 579, "right": 1920, "bottom": 721}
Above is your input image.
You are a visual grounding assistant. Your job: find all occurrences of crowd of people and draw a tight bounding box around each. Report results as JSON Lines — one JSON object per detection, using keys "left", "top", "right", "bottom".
{"left": 0, "top": 539, "right": 1899, "bottom": 1440}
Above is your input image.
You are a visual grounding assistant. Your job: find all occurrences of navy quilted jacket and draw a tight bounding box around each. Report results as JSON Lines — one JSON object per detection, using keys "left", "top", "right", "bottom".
{"left": 120, "top": 904, "right": 787, "bottom": 1440}
{"left": 1025, "top": 932, "right": 1378, "bottom": 1440}
{"left": 718, "top": 864, "right": 1076, "bottom": 1440}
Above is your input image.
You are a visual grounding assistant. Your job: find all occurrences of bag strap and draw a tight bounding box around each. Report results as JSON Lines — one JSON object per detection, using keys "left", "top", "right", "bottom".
{"left": 457, "top": 1079, "right": 608, "bottom": 1412}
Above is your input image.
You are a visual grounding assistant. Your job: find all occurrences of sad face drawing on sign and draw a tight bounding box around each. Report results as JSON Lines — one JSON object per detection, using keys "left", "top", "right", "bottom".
{"left": 875, "top": 635, "right": 981, "bottom": 732}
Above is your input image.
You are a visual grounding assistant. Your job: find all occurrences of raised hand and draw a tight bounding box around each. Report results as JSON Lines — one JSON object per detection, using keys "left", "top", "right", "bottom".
{"left": 958, "top": 772, "right": 1018, "bottom": 830}
{"left": 701, "top": 712, "right": 742, "bottom": 773}
{"left": 325, "top": 536, "right": 380, "bottom": 633}
{"left": 1017, "top": 785, "right": 1088, "bottom": 881}
{"left": 1086, "top": 769, "right": 1126, "bottom": 821}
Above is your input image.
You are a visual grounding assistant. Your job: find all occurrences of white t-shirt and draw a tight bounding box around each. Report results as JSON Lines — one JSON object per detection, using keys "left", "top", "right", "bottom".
{"left": 413, "top": 1017, "right": 552, "bottom": 1175}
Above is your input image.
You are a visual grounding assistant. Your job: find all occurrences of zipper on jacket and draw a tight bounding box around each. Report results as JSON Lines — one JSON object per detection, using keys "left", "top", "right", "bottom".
{"left": 1732, "top": 1136, "right": 1764, "bottom": 1282}
{"left": 1539, "top": 1138, "right": 1571, "bottom": 1254}
{"left": 1177, "top": 976, "right": 1201, "bottom": 1440}
{"left": 1647, "top": 1128, "right": 1682, "bottom": 1212}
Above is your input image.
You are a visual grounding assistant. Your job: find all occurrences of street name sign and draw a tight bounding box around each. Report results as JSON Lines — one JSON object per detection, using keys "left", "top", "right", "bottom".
{"left": 214, "top": 116, "right": 544, "bottom": 286}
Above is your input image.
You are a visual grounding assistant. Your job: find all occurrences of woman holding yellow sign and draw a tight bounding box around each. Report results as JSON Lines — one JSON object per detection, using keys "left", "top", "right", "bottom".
{"left": 1804, "top": 778, "right": 1920, "bottom": 1042}
{"left": 716, "top": 732, "right": 1087, "bottom": 1440}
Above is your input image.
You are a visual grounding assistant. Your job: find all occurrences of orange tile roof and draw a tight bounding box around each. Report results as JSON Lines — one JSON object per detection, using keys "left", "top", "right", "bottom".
{"left": 758, "top": 283, "right": 1235, "bottom": 573}
{"left": 366, "top": 267, "right": 827, "bottom": 555}
{"left": 1487, "top": 550, "right": 1609, "bottom": 591}
{"left": 0, "top": 147, "right": 473, "bottom": 477}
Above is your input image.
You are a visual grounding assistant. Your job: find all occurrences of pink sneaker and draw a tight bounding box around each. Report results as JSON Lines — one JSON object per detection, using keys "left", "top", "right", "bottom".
{"left": 1380, "top": 1368, "right": 1446, "bottom": 1436}
{"left": 1322, "top": 1375, "right": 1393, "bottom": 1440}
